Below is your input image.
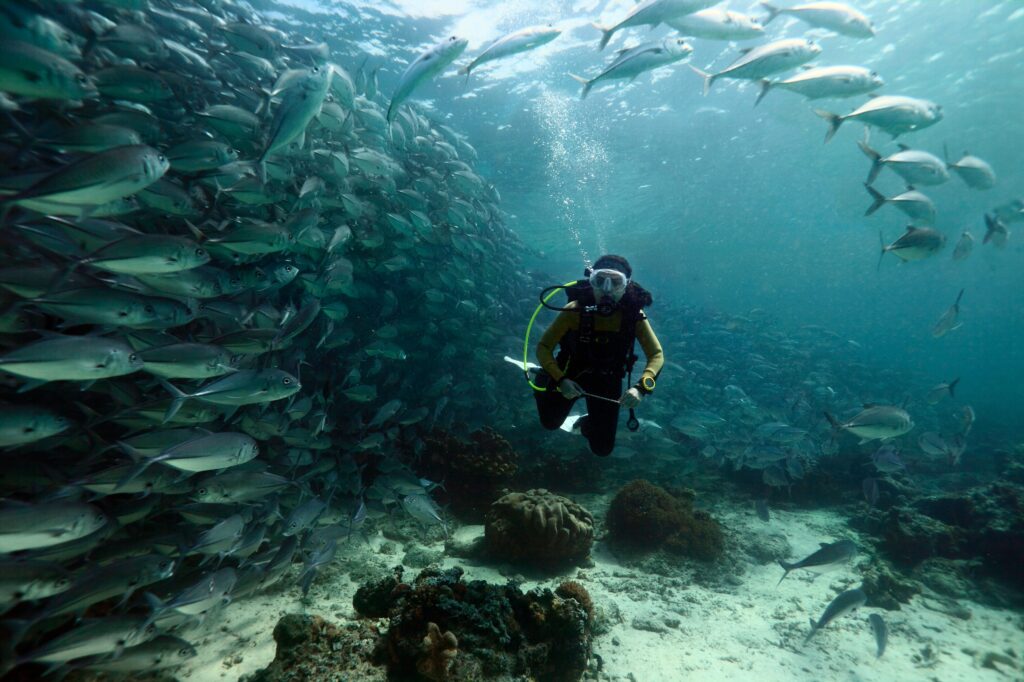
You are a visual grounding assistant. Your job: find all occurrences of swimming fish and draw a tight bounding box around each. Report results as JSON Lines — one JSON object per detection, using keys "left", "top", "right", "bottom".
{"left": 387, "top": 36, "right": 468, "bottom": 122}
{"left": 804, "top": 587, "right": 867, "bottom": 645}
{"left": 778, "top": 539, "right": 857, "bottom": 585}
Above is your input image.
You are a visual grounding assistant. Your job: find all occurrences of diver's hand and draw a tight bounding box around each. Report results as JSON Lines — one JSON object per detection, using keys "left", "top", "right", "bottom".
{"left": 558, "top": 378, "right": 583, "bottom": 400}
{"left": 619, "top": 387, "right": 642, "bottom": 408}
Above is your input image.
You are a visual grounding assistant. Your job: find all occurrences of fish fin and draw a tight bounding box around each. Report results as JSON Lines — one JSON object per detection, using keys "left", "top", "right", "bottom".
{"left": 592, "top": 22, "right": 614, "bottom": 51}
{"left": 954, "top": 288, "right": 965, "bottom": 307}
{"left": 457, "top": 64, "right": 470, "bottom": 76}
{"left": 760, "top": 2, "right": 782, "bottom": 24}
{"left": 754, "top": 80, "right": 773, "bottom": 106}
{"left": 568, "top": 73, "right": 593, "bottom": 100}
{"left": 814, "top": 109, "right": 842, "bottom": 143}
{"left": 983, "top": 214, "right": 995, "bottom": 243}
{"left": 16, "top": 378, "right": 48, "bottom": 393}
{"left": 823, "top": 412, "right": 840, "bottom": 430}
{"left": 864, "top": 184, "right": 886, "bottom": 216}
{"left": 156, "top": 378, "right": 188, "bottom": 423}
{"left": 689, "top": 65, "right": 714, "bottom": 96}
{"left": 857, "top": 139, "right": 883, "bottom": 184}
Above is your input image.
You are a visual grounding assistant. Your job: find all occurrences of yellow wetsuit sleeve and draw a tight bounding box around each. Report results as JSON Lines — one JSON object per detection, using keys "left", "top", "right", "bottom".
{"left": 536, "top": 308, "right": 577, "bottom": 382}
{"left": 635, "top": 317, "right": 664, "bottom": 386}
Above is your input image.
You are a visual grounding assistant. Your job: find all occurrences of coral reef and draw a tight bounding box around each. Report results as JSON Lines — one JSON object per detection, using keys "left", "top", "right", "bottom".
{"left": 860, "top": 562, "right": 921, "bottom": 610}
{"left": 357, "top": 566, "right": 593, "bottom": 682}
{"left": 870, "top": 482, "right": 1024, "bottom": 591}
{"left": 417, "top": 622, "right": 458, "bottom": 681}
{"left": 353, "top": 566, "right": 404, "bottom": 619}
{"left": 555, "top": 581, "right": 594, "bottom": 626}
{"left": 422, "top": 427, "right": 518, "bottom": 520}
{"left": 484, "top": 489, "right": 594, "bottom": 567}
{"left": 605, "top": 480, "right": 724, "bottom": 561}
{"left": 241, "top": 614, "right": 384, "bottom": 682}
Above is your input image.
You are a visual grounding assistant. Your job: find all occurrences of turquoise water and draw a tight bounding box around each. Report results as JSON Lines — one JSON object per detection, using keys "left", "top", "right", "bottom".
{"left": 1, "top": 0, "right": 1022, "bottom": 679}
{"left": 275, "top": 0, "right": 1023, "bottom": 429}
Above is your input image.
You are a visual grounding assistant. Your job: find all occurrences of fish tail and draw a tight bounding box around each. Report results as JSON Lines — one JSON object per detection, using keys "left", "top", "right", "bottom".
{"left": 803, "top": 619, "right": 817, "bottom": 646}
{"left": 689, "top": 65, "right": 714, "bottom": 96}
{"left": 858, "top": 139, "right": 883, "bottom": 184}
{"left": 157, "top": 378, "right": 188, "bottom": 423}
{"left": 760, "top": 2, "right": 782, "bottom": 24}
{"left": 593, "top": 22, "right": 614, "bottom": 51}
{"left": 823, "top": 412, "right": 841, "bottom": 431}
{"left": 954, "top": 288, "right": 964, "bottom": 307}
{"left": 777, "top": 561, "right": 796, "bottom": 585}
{"left": 864, "top": 184, "right": 886, "bottom": 216}
{"left": 385, "top": 100, "right": 398, "bottom": 123}
{"left": 754, "top": 80, "right": 773, "bottom": 106}
{"left": 983, "top": 213, "right": 996, "bottom": 244}
{"left": 568, "top": 73, "right": 593, "bottom": 100}
{"left": 948, "top": 377, "right": 960, "bottom": 396}
{"left": 877, "top": 230, "right": 887, "bottom": 272}
{"left": 814, "top": 109, "right": 843, "bottom": 143}
{"left": 457, "top": 64, "right": 470, "bottom": 77}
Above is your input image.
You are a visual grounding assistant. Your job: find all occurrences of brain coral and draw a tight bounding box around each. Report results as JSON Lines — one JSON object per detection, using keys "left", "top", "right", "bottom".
{"left": 484, "top": 489, "right": 594, "bottom": 566}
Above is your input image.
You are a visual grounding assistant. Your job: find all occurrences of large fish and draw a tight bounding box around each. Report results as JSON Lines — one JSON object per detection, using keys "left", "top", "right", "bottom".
{"left": 0, "top": 335, "right": 143, "bottom": 383}
{"left": 1, "top": 145, "right": 168, "bottom": 218}
{"left": 0, "top": 501, "right": 109, "bottom": 553}
{"left": 593, "top": 0, "right": 716, "bottom": 50}
{"left": 816, "top": 95, "right": 943, "bottom": 143}
{"left": 569, "top": 38, "right": 693, "bottom": 99}
{"left": 951, "top": 231, "right": 974, "bottom": 261}
{"left": 387, "top": 36, "right": 468, "bottom": 122}
{"left": 778, "top": 539, "right": 857, "bottom": 584}
{"left": 459, "top": 25, "right": 561, "bottom": 77}
{"left": 756, "top": 65, "right": 882, "bottom": 106}
{"left": 692, "top": 38, "right": 820, "bottom": 96}
{"left": 158, "top": 369, "right": 301, "bottom": 421}
{"left": 0, "top": 41, "right": 96, "bottom": 100}
{"left": 932, "top": 289, "right": 964, "bottom": 338}
{"left": 865, "top": 185, "right": 936, "bottom": 225}
{"left": 804, "top": 588, "right": 867, "bottom": 645}
{"left": 944, "top": 148, "right": 996, "bottom": 190}
{"left": 825, "top": 405, "right": 913, "bottom": 443}
{"left": 762, "top": 2, "right": 874, "bottom": 38}
{"left": 878, "top": 225, "right": 946, "bottom": 266}
{"left": 982, "top": 213, "right": 1010, "bottom": 248}
{"left": 667, "top": 8, "right": 764, "bottom": 40}
{"left": 259, "top": 65, "right": 331, "bottom": 164}
{"left": 859, "top": 141, "right": 949, "bottom": 186}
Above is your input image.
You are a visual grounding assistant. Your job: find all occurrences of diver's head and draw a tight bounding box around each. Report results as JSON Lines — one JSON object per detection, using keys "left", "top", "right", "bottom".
{"left": 587, "top": 254, "right": 631, "bottom": 311}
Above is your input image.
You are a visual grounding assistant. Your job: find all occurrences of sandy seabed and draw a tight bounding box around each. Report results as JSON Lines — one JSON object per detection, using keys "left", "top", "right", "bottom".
{"left": 176, "top": 493, "right": 1021, "bottom": 682}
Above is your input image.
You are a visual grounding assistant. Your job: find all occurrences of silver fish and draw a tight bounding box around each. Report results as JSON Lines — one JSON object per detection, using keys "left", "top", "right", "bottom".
{"left": 866, "top": 186, "right": 936, "bottom": 225}
{"left": 778, "top": 539, "right": 857, "bottom": 584}
{"left": 593, "top": 0, "right": 717, "bottom": 50}
{"left": 459, "top": 25, "right": 561, "bottom": 77}
{"left": 931, "top": 289, "right": 964, "bottom": 338}
{"left": 387, "top": 36, "right": 468, "bottom": 122}
{"left": 878, "top": 225, "right": 945, "bottom": 266}
{"left": 804, "top": 587, "right": 867, "bottom": 645}
{"left": 945, "top": 148, "right": 996, "bottom": 190}
{"left": 816, "top": 95, "right": 943, "bottom": 143}
{"left": 692, "top": 38, "right": 820, "bottom": 96}
{"left": 762, "top": 2, "right": 874, "bottom": 38}
{"left": 859, "top": 141, "right": 949, "bottom": 186}
{"left": 570, "top": 38, "right": 693, "bottom": 99}
{"left": 952, "top": 231, "right": 974, "bottom": 261}
{"left": 869, "top": 613, "right": 888, "bottom": 658}
{"left": 667, "top": 8, "right": 764, "bottom": 40}
{"left": 757, "top": 64, "right": 882, "bottom": 106}
{"left": 825, "top": 405, "right": 913, "bottom": 443}
{"left": 982, "top": 213, "right": 1009, "bottom": 248}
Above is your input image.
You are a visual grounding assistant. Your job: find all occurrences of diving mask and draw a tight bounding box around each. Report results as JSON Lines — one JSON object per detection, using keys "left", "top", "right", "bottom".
{"left": 589, "top": 268, "right": 628, "bottom": 298}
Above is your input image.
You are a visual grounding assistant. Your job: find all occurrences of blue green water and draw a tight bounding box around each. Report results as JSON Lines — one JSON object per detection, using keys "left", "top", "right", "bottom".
{"left": 270, "top": 0, "right": 1023, "bottom": 432}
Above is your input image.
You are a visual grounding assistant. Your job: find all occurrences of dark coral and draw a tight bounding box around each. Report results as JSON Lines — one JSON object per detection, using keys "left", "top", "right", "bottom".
{"left": 369, "top": 565, "right": 593, "bottom": 682}
{"left": 605, "top": 480, "right": 723, "bottom": 561}
{"left": 484, "top": 489, "right": 594, "bottom": 568}
{"left": 241, "top": 614, "right": 384, "bottom": 682}
{"left": 422, "top": 427, "right": 518, "bottom": 520}
{"left": 353, "top": 565, "right": 404, "bottom": 618}
{"left": 555, "top": 581, "right": 594, "bottom": 626}
{"left": 860, "top": 562, "right": 921, "bottom": 610}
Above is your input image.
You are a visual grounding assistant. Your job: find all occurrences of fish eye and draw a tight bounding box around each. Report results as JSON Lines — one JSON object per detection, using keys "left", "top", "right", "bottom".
{"left": 179, "top": 648, "right": 191, "bottom": 656}
{"left": 195, "top": 247, "right": 206, "bottom": 257}
{"left": 157, "top": 154, "right": 166, "bottom": 162}
{"left": 129, "top": 353, "right": 139, "bottom": 362}
{"left": 144, "top": 305, "right": 155, "bottom": 313}
{"left": 198, "top": 487, "right": 207, "bottom": 495}
{"left": 76, "top": 74, "right": 87, "bottom": 83}
{"left": 283, "top": 378, "right": 292, "bottom": 385}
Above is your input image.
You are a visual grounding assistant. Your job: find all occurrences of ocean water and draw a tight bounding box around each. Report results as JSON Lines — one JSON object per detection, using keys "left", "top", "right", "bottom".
{"left": 1, "top": 0, "right": 1022, "bottom": 680}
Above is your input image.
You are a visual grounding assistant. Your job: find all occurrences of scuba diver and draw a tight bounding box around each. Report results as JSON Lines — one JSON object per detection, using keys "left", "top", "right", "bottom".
{"left": 531, "top": 254, "right": 663, "bottom": 456}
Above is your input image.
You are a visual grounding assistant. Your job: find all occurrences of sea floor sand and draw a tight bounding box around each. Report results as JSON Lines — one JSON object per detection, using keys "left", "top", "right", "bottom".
{"left": 178, "top": 491, "right": 1022, "bottom": 682}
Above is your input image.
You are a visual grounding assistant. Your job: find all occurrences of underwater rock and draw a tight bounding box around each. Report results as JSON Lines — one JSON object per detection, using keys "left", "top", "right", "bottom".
{"left": 484, "top": 489, "right": 594, "bottom": 568}
{"left": 241, "top": 614, "right": 384, "bottom": 682}
{"left": 422, "top": 427, "right": 518, "bottom": 521}
{"left": 873, "top": 483, "right": 1024, "bottom": 591}
{"left": 740, "top": 531, "right": 791, "bottom": 565}
{"left": 403, "top": 545, "right": 446, "bottom": 568}
{"left": 353, "top": 566, "right": 404, "bottom": 619}
{"left": 362, "top": 565, "right": 592, "bottom": 682}
{"left": 605, "top": 480, "right": 723, "bottom": 561}
{"left": 860, "top": 561, "right": 921, "bottom": 610}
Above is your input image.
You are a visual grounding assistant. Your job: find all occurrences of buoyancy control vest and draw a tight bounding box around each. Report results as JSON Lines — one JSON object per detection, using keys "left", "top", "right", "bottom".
{"left": 557, "top": 282, "right": 652, "bottom": 379}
